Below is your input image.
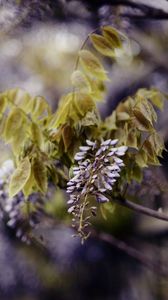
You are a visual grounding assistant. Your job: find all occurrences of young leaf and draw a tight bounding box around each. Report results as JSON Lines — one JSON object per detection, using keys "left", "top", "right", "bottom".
{"left": 4, "top": 107, "right": 25, "bottom": 141}
{"left": 133, "top": 109, "right": 153, "bottom": 132}
{"left": 31, "top": 122, "right": 43, "bottom": 148}
{"left": 102, "top": 26, "right": 122, "bottom": 49}
{"left": 71, "top": 70, "right": 91, "bottom": 93}
{"left": 31, "top": 96, "right": 51, "bottom": 119}
{"left": 9, "top": 157, "right": 31, "bottom": 197}
{"left": 0, "top": 95, "right": 7, "bottom": 114}
{"left": 23, "top": 169, "right": 35, "bottom": 197}
{"left": 135, "top": 149, "right": 148, "bottom": 168}
{"left": 90, "top": 34, "right": 115, "bottom": 57}
{"left": 148, "top": 132, "right": 165, "bottom": 156}
{"left": 62, "top": 124, "right": 74, "bottom": 152}
{"left": 73, "top": 93, "right": 95, "bottom": 117}
{"left": 79, "top": 50, "right": 108, "bottom": 81}
{"left": 32, "top": 157, "right": 48, "bottom": 194}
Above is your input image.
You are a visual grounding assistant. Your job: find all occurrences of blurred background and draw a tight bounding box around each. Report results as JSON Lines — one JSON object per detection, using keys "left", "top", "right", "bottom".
{"left": 0, "top": 0, "right": 168, "bottom": 299}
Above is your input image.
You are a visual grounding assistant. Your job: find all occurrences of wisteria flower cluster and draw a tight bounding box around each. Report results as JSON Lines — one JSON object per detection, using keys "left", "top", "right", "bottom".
{"left": 0, "top": 160, "right": 50, "bottom": 244}
{"left": 67, "top": 139, "right": 128, "bottom": 240}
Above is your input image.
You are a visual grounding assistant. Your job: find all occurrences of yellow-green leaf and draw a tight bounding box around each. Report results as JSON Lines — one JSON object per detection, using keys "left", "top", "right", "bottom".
{"left": 31, "top": 122, "right": 43, "bottom": 148}
{"left": 4, "top": 107, "right": 25, "bottom": 141}
{"left": 0, "top": 95, "right": 7, "bottom": 114}
{"left": 62, "top": 124, "right": 73, "bottom": 152}
{"left": 133, "top": 109, "right": 153, "bottom": 131}
{"left": 32, "top": 157, "right": 47, "bottom": 193}
{"left": 90, "top": 34, "right": 115, "bottom": 57}
{"left": 135, "top": 149, "right": 148, "bottom": 168}
{"left": 73, "top": 93, "right": 95, "bottom": 117}
{"left": 9, "top": 157, "right": 31, "bottom": 197}
{"left": 71, "top": 70, "right": 91, "bottom": 93}
{"left": 79, "top": 50, "right": 108, "bottom": 81}
{"left": 23, "top": 169, "right": 35, "bottom": 197}
{"left": 102, "top": 26, "right": 122, "bottom": 48}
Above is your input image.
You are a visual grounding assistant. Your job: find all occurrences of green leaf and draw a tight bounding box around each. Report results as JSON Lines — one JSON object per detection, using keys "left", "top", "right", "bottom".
{"left": 32, "top": 157, "right": 48, "bottom": 194}
{"left": 90, "top": 34, "right": 115, "bottom": 57}
{"left": 9, "top": 157, "right": 31, "bottom": 197}
{"left": 102, "top": 26, "right": 122, "bottom": 48}
{"left": 79, "top": 50, "right": 109, "bottom": 81}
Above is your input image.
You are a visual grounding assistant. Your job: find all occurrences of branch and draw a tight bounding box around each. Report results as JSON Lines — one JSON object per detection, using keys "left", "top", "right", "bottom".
{"left": 115, "top": 197, "right": 168, "bottom": 222}
{"left": 97, "top": 232, "right": 168, "bottom": 277}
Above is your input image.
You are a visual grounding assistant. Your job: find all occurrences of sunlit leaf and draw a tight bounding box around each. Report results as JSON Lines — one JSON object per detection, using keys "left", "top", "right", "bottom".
{"left": 102, "top": 26, "right": 122, "bottom": 48}
{"left": 79, "top": 50, "right": 109, "bottom": 81}
{"left": 4, "top": 107, "right": 26, "bottom": 141}
{"left": 71, "top": 70, "right": 91, "bottom": 93}
{"left": 90, "top": 34, "right": 115, "bottom": 57}
{"left": 32, "top": 157, "right": 48, "bottom": 193}
{"left": 9, "top": 157, "right": 31, "bottom": 197}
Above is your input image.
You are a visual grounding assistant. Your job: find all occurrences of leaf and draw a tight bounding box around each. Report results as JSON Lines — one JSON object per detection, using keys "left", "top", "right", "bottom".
{"left": 73, "top": 93, "right": 95, "bottom": 117}
{"left": 4, "top": 107, "right": 25, "bottom": 141}
{"left": 79, "top": 50, "right": 109, "bottom": 81}
{"left": 133, "top": 109, "right": 153, "bottom": 131}
{"left": 79, "top": 110, "right": 99, "bottom": 127}
{"left": 62, "top": 124, "right": 74, "bottom": 152}
{"left": 135, "top": 149, "right": 148, "bottom": 168}
{"left": 148, "top": 132, "right": 165, "bottom": 156}
{"left": 31, "top": 96, "right": 51, "bottom": 119}
{"left": 104, "top": 111, "right": 117, "bottom": 130}
{"left": 150, "top": 90, "right": 164, "bottom": 110}
{"left": 117, "top": 112, "right": 130, "bottom": 121}
{"left": 90, "top": 34, "right": 115, "bottom": 57}
{"left": 135, "top": 96, "right": 157, "bottom": 124}
{"left": 23, "top": 169, "right": 35, "bottom": 197}
{"left": 0, "top": 95, "right": 7, "bottom": 114}
{"left": 9, "top": 157, "right": 31, "bottom": 197}
{"left": 126, "top": 129, "right": 138, "bottom": 149}
{"left": 88, "top": 77, "right": 106, "bottom": 101}
{"left": 11, "top": 125, "right": 27, "bottom": 154}
{"left": 143, "top": 139, "right": 155, "bottom": 160}
{"left": 71, "top": 70, "right": 91, "bottom": 93}
{"left": 137, "top": 88, "right": 164, "bottom": 110}
{"left": 102, "top": 26, "right": 122, "bottom": 48}
{"left": 31, "top": 122, "right": 43, "bottom": 148}
{"left": 132, "top": 164, "right": 143, "bottom": 183}
{"left": 32, "top": 157, "right": 48, "bottom": 193}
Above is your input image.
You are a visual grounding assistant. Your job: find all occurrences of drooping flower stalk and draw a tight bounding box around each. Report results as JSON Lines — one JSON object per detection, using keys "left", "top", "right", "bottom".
{"left": 67, "top": 139, "right": 128, "bottom": 241}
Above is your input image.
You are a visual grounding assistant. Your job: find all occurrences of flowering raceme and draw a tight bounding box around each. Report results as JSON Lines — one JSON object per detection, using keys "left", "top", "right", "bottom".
{"left": 67, "top": 139, "right": 128, "bottom": 240}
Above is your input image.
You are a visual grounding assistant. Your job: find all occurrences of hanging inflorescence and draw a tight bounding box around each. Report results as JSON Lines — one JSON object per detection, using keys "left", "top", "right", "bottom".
{"left": 67, "top": 139, "right": 127, "bottom": 241}
{"left": 0, "top": 159, "right": 51, "bottom": 244}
